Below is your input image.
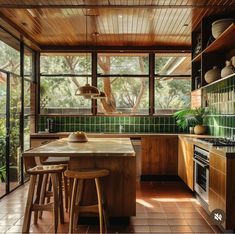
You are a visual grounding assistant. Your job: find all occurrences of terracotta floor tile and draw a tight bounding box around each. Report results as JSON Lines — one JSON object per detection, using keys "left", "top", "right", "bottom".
{"left": 185, "top": 218, "right": 208, "bottom": 225}
{"left": 182, "top": 212, "right": 203, "bottom": 218}
{"left": 0, "top": 181, "right": 221, "bottom": 234}
{"left": 131, "top": 225, "right": 151, "bottom": 233}
{"left": 165, "top": 213, "right": 184, "bottom": 219}
{"left": 147, "top": 212, "right": 167, "bottom": 219}
{"left": 190, "top": 225, "right": 215, "bottom": 233}
{"left": 167, "top": 219, "right": 188, "bottom": 226}
{"left": 170, "top": 225, "right": 193, "bottom": 233}
{"left": 147, "top": 219, "right": 168, "bottom": 225}
{"left": 130, "top": 218, "right": 149, "bottom": 225}
{"left": 149, "top": 225, "right": 171, "bottom": 233}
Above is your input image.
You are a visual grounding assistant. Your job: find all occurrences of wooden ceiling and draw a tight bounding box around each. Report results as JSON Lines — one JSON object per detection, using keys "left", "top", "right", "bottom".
{"left": 0, "top": 0, "right": 234, "bottom": 51}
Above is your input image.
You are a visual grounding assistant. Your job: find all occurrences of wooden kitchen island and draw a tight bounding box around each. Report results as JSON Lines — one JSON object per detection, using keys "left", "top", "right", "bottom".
{"left": 23, "top": 138, "right": 136, "bottom": 217}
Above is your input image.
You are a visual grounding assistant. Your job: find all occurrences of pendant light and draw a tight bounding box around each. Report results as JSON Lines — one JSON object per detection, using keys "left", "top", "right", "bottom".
{"left": 75, "top": 10, "right": 99, "bottom": 98}
{"left": 91, "top": 31, "right": 107, "bottom": 100}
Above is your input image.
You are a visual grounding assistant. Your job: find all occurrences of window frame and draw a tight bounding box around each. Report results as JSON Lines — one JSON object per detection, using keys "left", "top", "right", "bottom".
{"left": 38, "top": 51, "right": 191, "bottom": 116}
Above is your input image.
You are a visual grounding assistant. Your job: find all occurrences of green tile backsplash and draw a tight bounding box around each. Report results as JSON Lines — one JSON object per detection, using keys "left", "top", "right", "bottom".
{"left": 203, "top": 75, "right": 235, "bottom": 138}
{"left": 38, "top": 115, "right": 182, "bottom": 133}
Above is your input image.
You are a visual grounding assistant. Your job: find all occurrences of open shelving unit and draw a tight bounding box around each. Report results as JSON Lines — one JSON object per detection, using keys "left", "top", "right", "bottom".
{"left": 191, "top": 15, "right": 235, "bottom": 92}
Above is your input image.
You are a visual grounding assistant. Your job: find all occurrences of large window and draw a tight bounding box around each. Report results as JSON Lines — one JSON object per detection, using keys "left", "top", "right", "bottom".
{"left": 154, "top": 53, "right": 191, "bottom": 114}
{"left": 97, "top": 53, "right": 149, "bottom": 115}
{"left": 40, "top": 53, "right": 92, "bottom": 115}
{"left": 39, "top": 52, "right": 191, "bottom": 116}
{"left": 0, "top": 28, "right": 20, "bottom": 75}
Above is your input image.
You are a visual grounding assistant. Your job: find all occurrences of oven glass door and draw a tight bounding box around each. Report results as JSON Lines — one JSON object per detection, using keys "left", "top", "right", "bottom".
{"left": 195, "top": 162, "right": 207, "bottom": 192}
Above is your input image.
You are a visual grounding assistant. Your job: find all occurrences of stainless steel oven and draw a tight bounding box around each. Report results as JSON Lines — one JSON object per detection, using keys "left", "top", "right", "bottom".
{"left": 194, "top": 146, "right": 209, "bottom": 204}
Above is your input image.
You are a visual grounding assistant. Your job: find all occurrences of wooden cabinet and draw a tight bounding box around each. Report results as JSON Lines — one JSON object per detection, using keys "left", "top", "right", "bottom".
{"left": 178, "top": 136, "right": 194, "bottom": 190}
{"left": 141, "top": 135, "right": 178, "bottom": 175}
{"left": 209, "top": 151, "right": 235, "bottom": 230}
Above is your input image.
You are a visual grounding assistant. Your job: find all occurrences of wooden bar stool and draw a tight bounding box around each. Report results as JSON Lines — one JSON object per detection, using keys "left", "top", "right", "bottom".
{"left": 40, "top": 157, "right": 70, "bottom": 214}
{"left": 22, "top": 165, "right": 65, "bottom": 233}
{"left": 65, "top": 169, "right": 109, "bottom": 234}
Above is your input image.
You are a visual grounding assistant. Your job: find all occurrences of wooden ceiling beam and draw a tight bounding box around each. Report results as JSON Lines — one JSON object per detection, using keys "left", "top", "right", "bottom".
{"left": 40, "top": 45, "right": 191, "bottom": 53}
{"left": 0, "top": 4, "right": 235, "bottom": 9}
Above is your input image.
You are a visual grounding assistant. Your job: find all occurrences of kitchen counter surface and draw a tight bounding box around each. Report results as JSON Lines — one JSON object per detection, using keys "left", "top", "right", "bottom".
{"left": 24, "top": 137, "right": 135, "bottom": 157}
{"left": 180, "top": 135, "right": 235, "bottom": 158}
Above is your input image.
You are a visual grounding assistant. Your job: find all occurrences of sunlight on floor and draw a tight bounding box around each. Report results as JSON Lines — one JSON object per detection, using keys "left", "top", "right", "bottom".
{"left": 136, "top": 199, "right": 153, "bottom": 208}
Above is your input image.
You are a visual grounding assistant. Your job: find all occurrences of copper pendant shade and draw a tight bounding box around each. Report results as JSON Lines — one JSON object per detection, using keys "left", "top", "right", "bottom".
{"left": 92, "top": 91, "right": 107, "bottom": 99}
{"left": 75, "top": 83, "right": 100, "bottom": 98}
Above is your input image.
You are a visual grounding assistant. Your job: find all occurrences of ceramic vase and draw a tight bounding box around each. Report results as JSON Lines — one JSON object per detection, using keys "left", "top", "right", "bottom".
{"left": 204, "top": 66, "right": 221, "bottom": 83}
{"left": 221, "top": 60, "right": 235, "bottom": 78}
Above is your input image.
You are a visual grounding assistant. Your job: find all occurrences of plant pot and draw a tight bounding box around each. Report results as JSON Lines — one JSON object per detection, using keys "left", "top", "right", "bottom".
{"left": 194, "top": 125, "right": 207, "bottom": 135}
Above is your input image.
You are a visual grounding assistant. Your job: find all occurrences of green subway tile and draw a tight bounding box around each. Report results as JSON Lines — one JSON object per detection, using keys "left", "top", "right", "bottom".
{"left": 144, "top": 117, "right": 149, "bottom": 125}
{"left": 130, "top": 117, "right": 135, "bottom": 124}
{"left": 140, "top": 118, "right": 144, "bottom": 124}
{"left": 129, "top": 125, "right": 134, "bottom": 132}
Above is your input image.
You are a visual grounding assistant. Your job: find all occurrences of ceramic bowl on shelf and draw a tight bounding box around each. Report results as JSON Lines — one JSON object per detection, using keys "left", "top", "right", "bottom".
{"left": 68, "top": 131, "right": 88, "bottom": 142}
{"left": 211, "top": 18, "right": 235, "bottom": 39}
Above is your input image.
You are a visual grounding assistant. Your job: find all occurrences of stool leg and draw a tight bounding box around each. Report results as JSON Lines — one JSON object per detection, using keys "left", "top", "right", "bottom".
{"left": 69, "top": 178, "right": 78, "bottom": 234}
{"left": 95, "top": 178, "right": 104, "bottom": 234}
{"left": 46, "top": 175, "right": 52, "bottom": 204}
{"left": 39, "top": 173, "right": 49, "bottom": 218}
{"left": 34, "top": 174, "right": 43, "bottom": 224}
{"left": 73, "top": 179, "right": 84, "bottom": 230}
{"left": 64, "top": 174, "right": 69, "bottom": 212}
{"left": 51, "top": 173, "right": 59, "bottom": 233}
{"left": 58, "top": 172, "right": 64, "bottom": 224}
{"left": 22, "top": 175, "right": 37, "bottom": 233}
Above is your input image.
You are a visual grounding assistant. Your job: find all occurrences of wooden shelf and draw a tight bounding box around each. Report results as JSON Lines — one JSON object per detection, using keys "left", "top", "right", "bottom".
{"left": 201, "top": 73, "right": 235, "bottom": 89}
{"left": 192, "top": 53, "right": 201, "bottom": 62}
{"left": 191, "top": 23, "right": 235, "bottom": 63}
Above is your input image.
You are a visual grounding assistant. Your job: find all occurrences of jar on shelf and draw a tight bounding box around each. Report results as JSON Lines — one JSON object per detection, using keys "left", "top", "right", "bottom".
{"left": 221, "top": 60, "right": 235, "bottom": 78}
{"left": 204, "top": 66, "right": 221, "bottom": 83}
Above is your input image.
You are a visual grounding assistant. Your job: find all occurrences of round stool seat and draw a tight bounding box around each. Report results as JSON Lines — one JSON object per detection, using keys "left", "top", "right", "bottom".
{"left": 27, "top": 165, "right": 65, "bottom": 175}
{"left": 65, "top": 168, "right": 109, "bottom": 179}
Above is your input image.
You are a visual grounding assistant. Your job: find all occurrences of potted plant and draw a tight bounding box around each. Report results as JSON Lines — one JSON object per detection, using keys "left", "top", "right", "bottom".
{"left": 173, "top": 107, "right": 208, "bottom": 135}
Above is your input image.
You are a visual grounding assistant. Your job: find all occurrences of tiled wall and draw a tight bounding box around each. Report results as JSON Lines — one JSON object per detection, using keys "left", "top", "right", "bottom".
{"left": 38, "top": 115, "right": 183, "bottom": 133}
{"left": 203, "top": 75, "right": 235, "bottom": 137}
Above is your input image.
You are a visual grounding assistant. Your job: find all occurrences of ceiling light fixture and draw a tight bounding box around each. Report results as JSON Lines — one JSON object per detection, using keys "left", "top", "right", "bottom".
{"left": 75, "top": 10, "right": 99, "bottom": 99}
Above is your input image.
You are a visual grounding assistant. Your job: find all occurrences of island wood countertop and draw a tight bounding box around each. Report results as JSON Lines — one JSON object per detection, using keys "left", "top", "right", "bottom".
{"left": 23, "top": 137, "right": 135, "bottom": 158}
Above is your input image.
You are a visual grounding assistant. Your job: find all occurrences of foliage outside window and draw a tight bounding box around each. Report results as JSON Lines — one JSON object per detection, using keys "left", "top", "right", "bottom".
{"left": 154, "top": 53, "right": 191, "bottom": 114}
{"left": 0, "top": 28, "right": 20, "bottom": 75}
{"left": 40, "top": 76, "right": 91, "bottom": 115}
{"left": 40, "top": 54, "right": 92, "bottom": 114}
{"left": 24, "top": 47, "right": 34, "bottom": 80}
{"left": 97, "top": 53, "right": 149, "bottom": 115}
{"left": 98, "top": 77, "right": 149, "bottom": 114}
